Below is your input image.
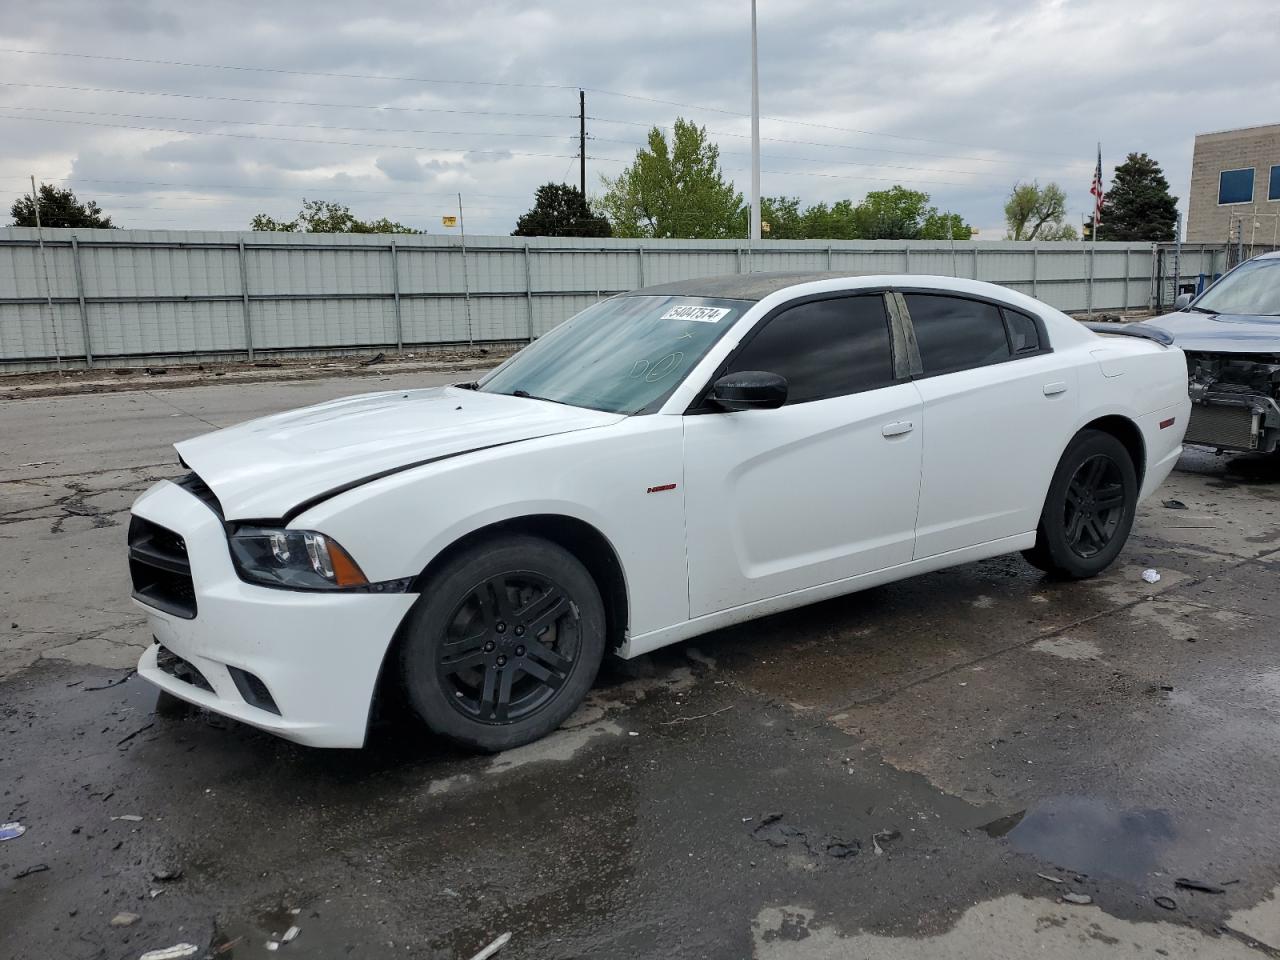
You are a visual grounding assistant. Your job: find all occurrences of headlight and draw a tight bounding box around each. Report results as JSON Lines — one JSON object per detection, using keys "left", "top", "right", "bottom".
{"left": 229, "top": 527, "right": 369, "bottom": 590}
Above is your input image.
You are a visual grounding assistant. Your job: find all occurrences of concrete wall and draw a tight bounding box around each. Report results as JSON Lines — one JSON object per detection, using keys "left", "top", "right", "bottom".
{"left": 1186, "top": 123, "right": 1280, "bottom": 244}
{"left": 0, "top": 229, "right": 1165, "bottom": 370}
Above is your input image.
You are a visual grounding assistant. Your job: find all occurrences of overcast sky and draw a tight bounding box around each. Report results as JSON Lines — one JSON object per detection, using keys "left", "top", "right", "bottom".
{"left": 1, "top": 0, "right": 1276, "bottom": 238}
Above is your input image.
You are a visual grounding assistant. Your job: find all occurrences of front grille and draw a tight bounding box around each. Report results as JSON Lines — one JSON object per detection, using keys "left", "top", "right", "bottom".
{"left": 155, "top": 643, "right": 213, "bottom": 692}
{"left": 1186, "top": 403, "right": 1259, "bottom": 451}
{"left": 128, "top": 516, "right": 197, "bottom": 618}
{"left": 175, "top": 472, "right": 223, "bottom": 517}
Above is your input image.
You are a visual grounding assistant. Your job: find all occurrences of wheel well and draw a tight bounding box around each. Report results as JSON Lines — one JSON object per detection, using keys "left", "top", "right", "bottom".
{"left": 1081, "top": 415, "right": 1146, "bottom": 485}
{"left": 410, "top": 515, "right": 629, "bottom": 655}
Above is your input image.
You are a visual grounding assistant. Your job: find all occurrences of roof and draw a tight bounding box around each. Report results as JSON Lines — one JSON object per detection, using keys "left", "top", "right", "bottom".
{"left": 623, "top": 271, "right": 854, "bottom": 302}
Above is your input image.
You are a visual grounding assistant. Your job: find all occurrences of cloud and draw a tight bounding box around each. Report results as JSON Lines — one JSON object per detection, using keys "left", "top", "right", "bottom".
{"left": 2, "top": 0, "right": 1277, "bottom": 234}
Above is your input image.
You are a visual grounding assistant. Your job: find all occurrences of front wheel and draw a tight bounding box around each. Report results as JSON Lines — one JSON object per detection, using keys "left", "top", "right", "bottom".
{"left": 1022, "top": 430, "right": 1138, "bottom": 579}
{"left": 399, "top": 535, "right": 606, "bottom": 752}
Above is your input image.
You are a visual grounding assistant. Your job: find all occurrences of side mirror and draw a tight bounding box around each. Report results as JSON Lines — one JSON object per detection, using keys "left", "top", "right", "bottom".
{"left": 710, "top": 371, "right": 788, "bottom": 411}
{"left": 1174, "top": 292, "right": 1193, "bottom": 310}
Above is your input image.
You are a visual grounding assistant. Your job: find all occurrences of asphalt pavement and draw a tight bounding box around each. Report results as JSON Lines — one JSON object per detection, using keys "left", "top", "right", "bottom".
{"left": 4, "top": 372, "right": 1280, "bottom": 959}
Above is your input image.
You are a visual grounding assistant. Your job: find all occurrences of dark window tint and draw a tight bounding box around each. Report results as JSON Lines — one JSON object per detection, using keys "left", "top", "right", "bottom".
{"left": 1270, "top": 164, "right": 1280, "bottom": 202}
{"left": 727, "top": 295, "right": 894, "bottom": 404}
{"left": 904, "top": 294, "right": 1010, "bottom": 375}
{"left": 1004, "top": 308, "right": 1041, "bottom": 353}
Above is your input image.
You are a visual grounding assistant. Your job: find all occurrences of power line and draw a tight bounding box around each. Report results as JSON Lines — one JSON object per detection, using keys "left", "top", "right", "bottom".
{"left": 0, "top": 47, "right": 575, "bottom": 92}
{"left": 0, "top": 80, "right": 575, "bottom": 122}
{"left": 588, "top": 115, "right": 1087, "bottom": 169}
{"left": 0, "top": 112, "right": 600, "bottom": 161}
{"left": 0, "top": 103, "right": 585, "bottom": 141}
{"left": 0, "top": 46, "right": 1079, "bottom": 160}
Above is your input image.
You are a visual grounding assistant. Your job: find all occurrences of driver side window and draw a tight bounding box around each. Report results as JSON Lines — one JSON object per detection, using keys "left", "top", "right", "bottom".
{"left": 724, "top": 294, "right": 896, "bottom": 405}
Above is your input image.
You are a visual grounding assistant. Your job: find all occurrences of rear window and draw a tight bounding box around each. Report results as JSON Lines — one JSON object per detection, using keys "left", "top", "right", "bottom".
{"left": 1004, "top": 309, "right": 1041, "bottom": 354}
{"left": 904, "top": 294, "right": 1010, "bottom": 375}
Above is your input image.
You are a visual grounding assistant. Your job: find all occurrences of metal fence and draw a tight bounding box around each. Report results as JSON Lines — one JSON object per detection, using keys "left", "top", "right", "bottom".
{"left": 1151, "top": 243, "right": 1227, "bottom": 312}
{"left": 1, "top": 229, "right": 1167, "bottom": 370}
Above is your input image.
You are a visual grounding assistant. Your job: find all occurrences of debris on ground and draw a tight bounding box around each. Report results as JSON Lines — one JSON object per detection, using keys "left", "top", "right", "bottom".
{"left": 0, "top": 821, "right": 26, "bottom": 841}
{"left": 282, "top": 926, "right": 300, "bottom": 943}
{"left": 150, "top": 866, "right": 184, "bottom": 882}
{"left": 144, "top": 367, "right": 169, "bottom": 376}
{"left": 1141, "top": 569, "right": 1162, "bottom": 584}
{"left": 1037, "top": 872, "right": 1065, "bottom": 884}
{"left": 110, "top": 912, "right": 141, "bottom": 927}
{"left": 1062, "top": 892, "right": 1093, "bottom": 905}
{"left": 750, "top": 813, "right": 860, "bottom": 860}
{"left": 111, "top": 814, "right": 144, "bottom": 822}
{"left": 13, "top": 863, "right": 48, "bottom": 879}
{"left": 360, "top": 352, "right": 386, "bottom": 366}
{"left": 1154, "top": 896, "right": 1177, "bottom": 910}
{"left": 467, "top": 932, "right": 512, "bottom": 960}
{"left": 871, "top": 829, "right": 901, "bottom": 856}
{"left": 1162, "top": 499, "right": 1188, "bottom": 510}
{"left": 1175, "top": 878, "right": 1226, "bottom": 894}
{"left": 85, "top": 671, "right": 136, "bottom": 691}
{"left": 117, "top": 723, "right": 155, "bottom": 747}
{"left": 138, "top": 944, "right": 198, "bottom": 960}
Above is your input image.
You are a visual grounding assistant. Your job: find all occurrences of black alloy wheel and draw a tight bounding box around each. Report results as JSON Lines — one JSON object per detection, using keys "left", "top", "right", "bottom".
{"left": 399, "top": 535, "right": 606, "bottom": 752}
{"left": 437, "top": 571, "right": 579, "bottom": 724}
{"left": 1023, "top": 429, "right": 1138, "bottom": 579}
{"left": 1062, "top": 453, "right": 1127, "bottom": 559}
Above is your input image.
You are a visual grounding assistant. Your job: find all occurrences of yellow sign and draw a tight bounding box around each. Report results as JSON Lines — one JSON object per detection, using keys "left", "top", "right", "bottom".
{"left": 761, "top": 221, "right": 771, "bottom": 233}
{"left": 441, "top": 215, "right": 458, "bottom": 228}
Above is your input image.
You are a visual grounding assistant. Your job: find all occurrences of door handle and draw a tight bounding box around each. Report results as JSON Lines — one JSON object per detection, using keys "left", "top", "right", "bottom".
{"left": 881, "top": 421, "right": 914, "bottom": 438}
{"left": 1043, "top": 381, "right": 1068, "bottom": 397}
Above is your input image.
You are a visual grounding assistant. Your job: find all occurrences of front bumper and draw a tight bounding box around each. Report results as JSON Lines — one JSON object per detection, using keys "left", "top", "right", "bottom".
{"left": 130, "top": 480, "right": 417, "bottom": 748}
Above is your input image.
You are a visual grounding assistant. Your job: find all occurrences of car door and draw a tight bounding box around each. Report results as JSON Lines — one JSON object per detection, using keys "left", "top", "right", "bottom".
{"left": 903, "top": 292, "right": 1079, "bottom": 559}
{"left": 683, "top": 293, "right": 924, "bottom": 617}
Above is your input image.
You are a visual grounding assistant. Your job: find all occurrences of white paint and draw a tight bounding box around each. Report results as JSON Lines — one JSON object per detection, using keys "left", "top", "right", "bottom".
{"left": 131, "top": 275, "right": 1189, "bottom": 748}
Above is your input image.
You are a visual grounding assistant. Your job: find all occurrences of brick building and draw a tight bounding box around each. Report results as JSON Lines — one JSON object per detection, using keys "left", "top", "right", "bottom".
{"left": 1185, "top": 123, "right": 1280, "bottom": 245}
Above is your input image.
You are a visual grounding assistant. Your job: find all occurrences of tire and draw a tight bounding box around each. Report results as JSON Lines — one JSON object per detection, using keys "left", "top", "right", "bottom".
{"left": 398, "top": 535, "right": 606, "bottom": 752}
{"left": 1022, "top": 430, "right": 1138, "bottom": 579}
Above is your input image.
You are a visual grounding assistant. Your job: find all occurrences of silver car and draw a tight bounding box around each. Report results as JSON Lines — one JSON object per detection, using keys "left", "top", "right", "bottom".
{"left": 1149, "top": 251, "right": 1280, "bottom": 453}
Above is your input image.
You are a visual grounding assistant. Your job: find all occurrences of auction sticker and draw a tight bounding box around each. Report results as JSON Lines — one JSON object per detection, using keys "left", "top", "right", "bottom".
{"left": 660, "top": 305, "right": 731, "bottom": 323}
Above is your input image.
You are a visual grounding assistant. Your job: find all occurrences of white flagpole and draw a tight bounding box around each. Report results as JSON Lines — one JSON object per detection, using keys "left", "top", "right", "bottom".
{"left": 749, "top": 0, "right": 761, "bottom": 245}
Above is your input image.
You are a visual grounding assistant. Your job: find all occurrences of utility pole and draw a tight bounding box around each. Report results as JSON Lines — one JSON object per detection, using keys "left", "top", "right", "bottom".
{"left": 749, "top": 0, "right": 761, "bottom": 243}
{"left": 458, "top": 192, "right": 473, "bottom": 348}
{"left": 579, "top": 89, "right": 586, "bottom": 198}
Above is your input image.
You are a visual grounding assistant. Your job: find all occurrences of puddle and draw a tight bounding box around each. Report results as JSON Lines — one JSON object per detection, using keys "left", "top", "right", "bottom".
{"left": 982, "top": 796, "right": 1177, "bottom": 885}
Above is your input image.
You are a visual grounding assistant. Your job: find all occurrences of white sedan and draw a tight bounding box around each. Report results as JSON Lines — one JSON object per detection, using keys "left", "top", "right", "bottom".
{"left": 128, "top": 273, "right": 1189, "bottom": 751}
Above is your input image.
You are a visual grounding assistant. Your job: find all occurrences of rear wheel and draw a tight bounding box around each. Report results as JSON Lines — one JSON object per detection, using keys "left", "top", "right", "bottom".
{"left": 1022, "top": 430, "right": 1138, "bottom": 579}
{"left": 399, "top": 535, "right": 605, "bottom": 752}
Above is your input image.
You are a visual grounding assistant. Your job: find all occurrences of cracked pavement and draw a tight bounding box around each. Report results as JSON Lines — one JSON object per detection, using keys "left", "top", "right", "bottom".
{"left": 4, "top": 372, "right": 1280, "bottom": 959}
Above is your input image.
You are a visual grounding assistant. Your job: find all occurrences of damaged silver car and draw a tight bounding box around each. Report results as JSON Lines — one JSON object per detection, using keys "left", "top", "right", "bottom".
{"left": 1150, "top": 251, "right": 1280, "bottom": 453}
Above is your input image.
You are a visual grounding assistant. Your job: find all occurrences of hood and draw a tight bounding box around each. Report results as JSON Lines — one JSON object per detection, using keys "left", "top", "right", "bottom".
{"left": 1147, "top": 310, "right": 1280, "bottom": 353}
{"left": 175, "top": 386, "right": 624, "bottom": 520}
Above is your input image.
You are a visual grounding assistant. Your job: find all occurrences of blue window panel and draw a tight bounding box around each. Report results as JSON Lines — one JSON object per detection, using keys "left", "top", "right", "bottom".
{"left": 1219, "top": 168, "right": 1254, "bottom": 205}
{"left": 1270, "top": 165, "right": 1280, "bottom": 202}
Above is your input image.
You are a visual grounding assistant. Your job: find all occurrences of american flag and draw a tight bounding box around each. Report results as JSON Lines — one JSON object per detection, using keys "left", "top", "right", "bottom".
{"left": 1090, "top": 144, "right": 1105, "bottom": 228}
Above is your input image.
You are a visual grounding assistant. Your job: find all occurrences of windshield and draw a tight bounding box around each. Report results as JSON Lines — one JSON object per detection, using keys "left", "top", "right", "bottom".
{"left": 477, "top": 295, "right": 748, "bottom": 414}
{"left": 1195, "top": 259, "right": 1280, "bottom": 316}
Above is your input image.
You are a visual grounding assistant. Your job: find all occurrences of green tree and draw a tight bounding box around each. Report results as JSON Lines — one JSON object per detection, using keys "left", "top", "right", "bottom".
{"left": 758, "top": 196, "right": 807, "bottom": 239}
{"left": 598, "top": 118, "right": 744, "bottom": 238}
{"left": 1004, "top": 182, "right": 1077, "bottom": 240}
{"left": 512, "top": 183, "right": 611, "bottom": 237}
{"left": 801, "top": 199, "right": 860, "bottom": 240}
{"left": 1096, "top": 153, "right": 1178, "bottom": 241}
{"left": 250, "top": 199, "right": 421, "bottom": 234}
{"left": 10, "top": 183, "right": 114, "bottom": 228}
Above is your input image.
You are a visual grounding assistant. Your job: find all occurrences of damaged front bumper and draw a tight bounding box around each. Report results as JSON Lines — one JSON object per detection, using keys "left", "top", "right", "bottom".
{"left": 129, "top": 479, "right": 417, "bottom": 748}
{"left": 1185, "top": 391, "right": 1280, "bottom": 454}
